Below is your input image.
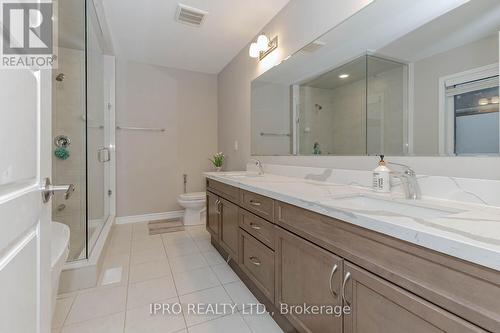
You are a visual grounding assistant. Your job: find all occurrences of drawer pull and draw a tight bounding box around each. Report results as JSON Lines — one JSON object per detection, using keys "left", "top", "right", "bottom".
{"left": 249, "top": 200, "right": 261, "bottom": 206}
{"left": 249, "top": 223, "right": 261, "bottom": 230}
{"left": 215, "top": 199, "right": 222, "bottom": 214}
{"left": 342, "top": 272, "right": 351, "bottom": 306}
{"left": 329, "top": 264, "right": 339, "bottom": 298}
{"left": 249, "top": 256, "right": 261, "bottom": 266}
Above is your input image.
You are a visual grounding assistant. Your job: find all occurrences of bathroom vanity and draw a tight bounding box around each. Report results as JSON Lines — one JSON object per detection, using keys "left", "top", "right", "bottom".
{"left": 212, "top": 2, "right": 500, "bottom": 331}
{"left": 205, "top": 172, "right": 500, "bottom": 333}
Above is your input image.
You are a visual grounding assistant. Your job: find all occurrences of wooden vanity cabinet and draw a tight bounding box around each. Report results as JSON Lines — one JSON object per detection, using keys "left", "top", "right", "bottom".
{"left": 206, "top": 191, "right": 220, "bottom": 239}
{"left": 240, "top": 189, "right": 274, "bottom": 222}
{"left": 239, "top": 229, "right": 275, "bottom": 301}
{"left": 206, "top": 181, "right": 240, "bottom": 261}
{"left": 342, "top": 262, "right": 484, "bottom": 333}
{"left": 275, "top": 226, "right": 343, "bottom": 333}
{"left": 219, "top": 198, "right": 239, "bottom": 260}
{"left": 206, "top": 178, "right": 494, "bottom": 333}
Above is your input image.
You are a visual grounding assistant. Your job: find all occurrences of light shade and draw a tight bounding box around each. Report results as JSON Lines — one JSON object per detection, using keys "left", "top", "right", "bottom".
{"left": 248, "top": 42, "right": 259, "bottom": 58}
{"left": 339, "top": 74, "right": 349, "bottom": 79}
{"left": 478, "top": 98, "right": 489, "bottom": 106}
{"left": 256, "top": 34, "right": 269, "bottom": 51}
{"left": 491, "top": 96, "right": 499, "bottom": 104}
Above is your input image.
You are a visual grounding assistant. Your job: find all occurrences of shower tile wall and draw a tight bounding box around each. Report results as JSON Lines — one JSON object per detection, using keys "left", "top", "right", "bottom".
{"left": 299, "top": 83, "right": 367, "bottom": 155}
{"left": 298, "top": 58, "right": 405, "bottom": 156}
{"left": 52, "top": 47, "right": 87, "bottom": 260}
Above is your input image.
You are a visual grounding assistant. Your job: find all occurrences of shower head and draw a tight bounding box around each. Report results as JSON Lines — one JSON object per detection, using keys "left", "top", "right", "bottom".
{"left": 55, "top": 73, "right": 65, "bottom": 82}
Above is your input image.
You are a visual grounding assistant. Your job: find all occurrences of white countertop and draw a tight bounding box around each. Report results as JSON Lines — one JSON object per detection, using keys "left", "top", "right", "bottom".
{"left": 205, "top": 171, "right": 500, "bottom": 271}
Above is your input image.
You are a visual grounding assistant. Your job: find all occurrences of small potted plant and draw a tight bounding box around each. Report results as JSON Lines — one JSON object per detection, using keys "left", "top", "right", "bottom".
{"left": 209, "top": 152, "right": 225, "bottom": 172}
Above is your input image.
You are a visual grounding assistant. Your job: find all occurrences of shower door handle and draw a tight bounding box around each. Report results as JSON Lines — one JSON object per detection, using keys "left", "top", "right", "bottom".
{"left": 41, "top": 178, "right": 76, "bottom": 203}
{"left": 97, "top": 147, "right": 110, "bottom": 163}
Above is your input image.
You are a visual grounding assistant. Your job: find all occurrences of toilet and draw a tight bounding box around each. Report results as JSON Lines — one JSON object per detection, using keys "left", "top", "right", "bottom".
{"left": 178, "top": 192, "right": 206, "bottom": 225}
{"left": 51, "top": 222, "right": 70, "bottom": 319}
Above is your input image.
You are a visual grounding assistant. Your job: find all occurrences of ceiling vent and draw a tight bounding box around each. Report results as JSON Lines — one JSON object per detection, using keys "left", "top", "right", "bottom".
{"left": 176, "top": 3, "right": 208, "bottom": 27}
{"left": 300, "top": 40, "right": 326, "bottom": 53}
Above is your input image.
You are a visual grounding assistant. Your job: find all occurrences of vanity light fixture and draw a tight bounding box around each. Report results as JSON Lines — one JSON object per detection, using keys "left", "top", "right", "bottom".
{"left": 490, "top": 96, "right": 499, "bottom": 104}
{"left": 248, "top": 43, "right": 259, "bottom": 58}
{"left": 248, "top": 33, "right": 278, "bottom": 61}
{"left": 256, "top": 34, "right": 269, "bottom": 51}
{"left": 478, "top": 98, "right": 489, "bottom": 106}
{"left": 339, "top": 73, "right": 350, "bottom": 79}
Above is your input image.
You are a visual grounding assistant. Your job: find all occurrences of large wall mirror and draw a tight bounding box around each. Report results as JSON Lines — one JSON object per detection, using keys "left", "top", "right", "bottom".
{"left": 251, "top": 0, "right": 500, "bottom": 156}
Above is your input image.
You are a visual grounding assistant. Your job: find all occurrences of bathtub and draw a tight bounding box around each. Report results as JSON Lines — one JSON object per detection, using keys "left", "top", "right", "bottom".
{"left": 51, "top": 222, "right": 70, "bottom": 317}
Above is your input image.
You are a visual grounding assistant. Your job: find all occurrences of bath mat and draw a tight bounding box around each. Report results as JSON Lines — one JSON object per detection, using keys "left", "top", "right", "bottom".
{"left": 148, "top": 218, "right": 184, "bottom": 235}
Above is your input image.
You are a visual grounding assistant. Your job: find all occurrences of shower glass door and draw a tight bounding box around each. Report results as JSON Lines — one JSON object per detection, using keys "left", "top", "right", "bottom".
{"left": 86, "top": 0, "right": 110, "bottom": 257}
{"left": 52, "top": 0, "right": 110, "bottom": 261}
{"left": 52, "top": 0, "right": 87, "bottom": 261}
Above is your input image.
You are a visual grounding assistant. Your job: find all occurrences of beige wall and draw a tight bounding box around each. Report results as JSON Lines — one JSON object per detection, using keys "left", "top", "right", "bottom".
{"left": 217, "top": 1, "right": 500, "bottom": 180}
{"left": 251, "top": 81, "right": 291, "bottom": 155}
{"left": 116, "top": 59, "right": 218, "bottom": 217}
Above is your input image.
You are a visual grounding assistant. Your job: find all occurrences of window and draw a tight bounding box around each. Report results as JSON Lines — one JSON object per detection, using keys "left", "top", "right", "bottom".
{"left": 440, "top": 64, "right": 499, "bottom": 155}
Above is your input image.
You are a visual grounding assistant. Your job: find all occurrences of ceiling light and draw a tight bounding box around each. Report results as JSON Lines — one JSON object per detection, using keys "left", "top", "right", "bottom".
{"left": 248, "top": 43, "right": 259, "bottom": 58}
{"left": 490, "top": 96, "right": 499, "bottom": 104}
{"left": 339, "top": 74, "right": 349, "bottom": 79}
{"left": 256, "top": 34, "right": 269, "bottom": 51}
{"left": 478, "top": 98, "right": 489, "bottom": 106}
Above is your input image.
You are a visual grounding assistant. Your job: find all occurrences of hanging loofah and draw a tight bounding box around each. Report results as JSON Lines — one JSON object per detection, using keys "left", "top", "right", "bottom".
{"left": 54, "top": 147, "right": 70, "bottom": 160}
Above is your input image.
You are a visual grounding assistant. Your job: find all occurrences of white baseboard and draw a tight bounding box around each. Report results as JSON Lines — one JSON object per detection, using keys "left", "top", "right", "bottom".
{"left": 115, "top": 210, "right": 185, "bottom": 225}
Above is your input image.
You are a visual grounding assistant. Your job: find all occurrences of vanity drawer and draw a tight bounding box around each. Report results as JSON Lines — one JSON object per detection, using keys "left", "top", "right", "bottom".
{"left": 240, "top": 190, "right": 274, "bottom": 222}
{"left": 275, "top": 200, "right": 500, "bottom": 332}
{"left": 239, "top": 209, "right": 275, "bottom": 249}
{"left": 207, "top": 179, "right": 239, "bottom": 203}
{"left": 239, "top": 229, "right": 275, "bottom": 301}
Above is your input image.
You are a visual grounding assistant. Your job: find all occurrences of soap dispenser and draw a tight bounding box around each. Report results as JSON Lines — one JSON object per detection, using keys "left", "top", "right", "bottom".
{"left": 372, "top": 155, "right": 391, "bottom": 193}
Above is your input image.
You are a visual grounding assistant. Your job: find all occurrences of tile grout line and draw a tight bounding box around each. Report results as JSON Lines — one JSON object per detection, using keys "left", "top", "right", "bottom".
{"left": 60, "top": 225, "right": 132, "bottom": 330}
{"left": 175, "top": 237, "right": 237, "bottom": 330}
{"left": 121, "top": 224, "right": 133, "bottom": 333}
{"left": 161, "top": 227, "right": 190, "bottom": 331}
{"left": 55, "top": 294, "right": 76, "bottom": 330}
{"left": 163, "top": 227, "right": 230, "bottom": 331}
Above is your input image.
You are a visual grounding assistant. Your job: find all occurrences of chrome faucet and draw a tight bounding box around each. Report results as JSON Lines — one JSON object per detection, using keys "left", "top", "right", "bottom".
{"left": 249, "top": 158, "right": 264, "bottom": 175}
{"left": 389, "top": 162, "right": 421, "bottom": 200}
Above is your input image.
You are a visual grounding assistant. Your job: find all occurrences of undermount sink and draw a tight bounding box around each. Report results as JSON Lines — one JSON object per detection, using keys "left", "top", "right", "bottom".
{"left": 221, "top": 172, "right": 263, "bottom": 179}
{"left": 325, "top": 195, "right": 461, "bottom": 220}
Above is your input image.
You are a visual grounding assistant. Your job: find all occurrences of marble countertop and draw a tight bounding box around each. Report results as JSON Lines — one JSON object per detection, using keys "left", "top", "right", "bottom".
{"left": 205, "top": 171, "right": 500, "bottom": 271}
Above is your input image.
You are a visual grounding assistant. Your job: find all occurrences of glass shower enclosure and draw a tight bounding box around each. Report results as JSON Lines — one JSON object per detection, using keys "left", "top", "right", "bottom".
{"left": 296, "top": 54, "right": 408, "bottom": 156}
{"left": 52, "top": 0, "right": 112, "bottom": 261}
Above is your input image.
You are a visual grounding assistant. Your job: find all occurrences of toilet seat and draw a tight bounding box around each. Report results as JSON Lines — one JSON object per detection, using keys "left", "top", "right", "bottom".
{"left": 179, "top": 192, "right": 206, "bottom": 201}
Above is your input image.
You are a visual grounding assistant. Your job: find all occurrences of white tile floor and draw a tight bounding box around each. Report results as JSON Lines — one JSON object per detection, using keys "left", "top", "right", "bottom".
{"left": 52, "top": 223, "right": 284, "bottom": 333}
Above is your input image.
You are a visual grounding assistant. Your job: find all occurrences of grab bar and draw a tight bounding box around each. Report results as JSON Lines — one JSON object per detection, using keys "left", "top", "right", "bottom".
{"left": 260, "top": 132, "right": 290, "bottom": 137}
{"left": 116, "top": 126, "right": 165, "bottom": 132}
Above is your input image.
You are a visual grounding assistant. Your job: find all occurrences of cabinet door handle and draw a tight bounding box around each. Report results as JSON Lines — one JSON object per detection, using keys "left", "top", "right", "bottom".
{"left": 249, "top": 200, "right": 261, "bottom": 206}
{"left": 328, "top": 264, "right": 338, "bottom": 298}
{"left": 215, "top": 199, "right": 221, "bottom": 214}
{"left": 249, "top": 223, "right": 261, "bottom": 230}
{"left": 342, "top": 271, "right": 351, "bottom": 306}
{"left": 249, "top": 256, "right": 261, "bottom": 266}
